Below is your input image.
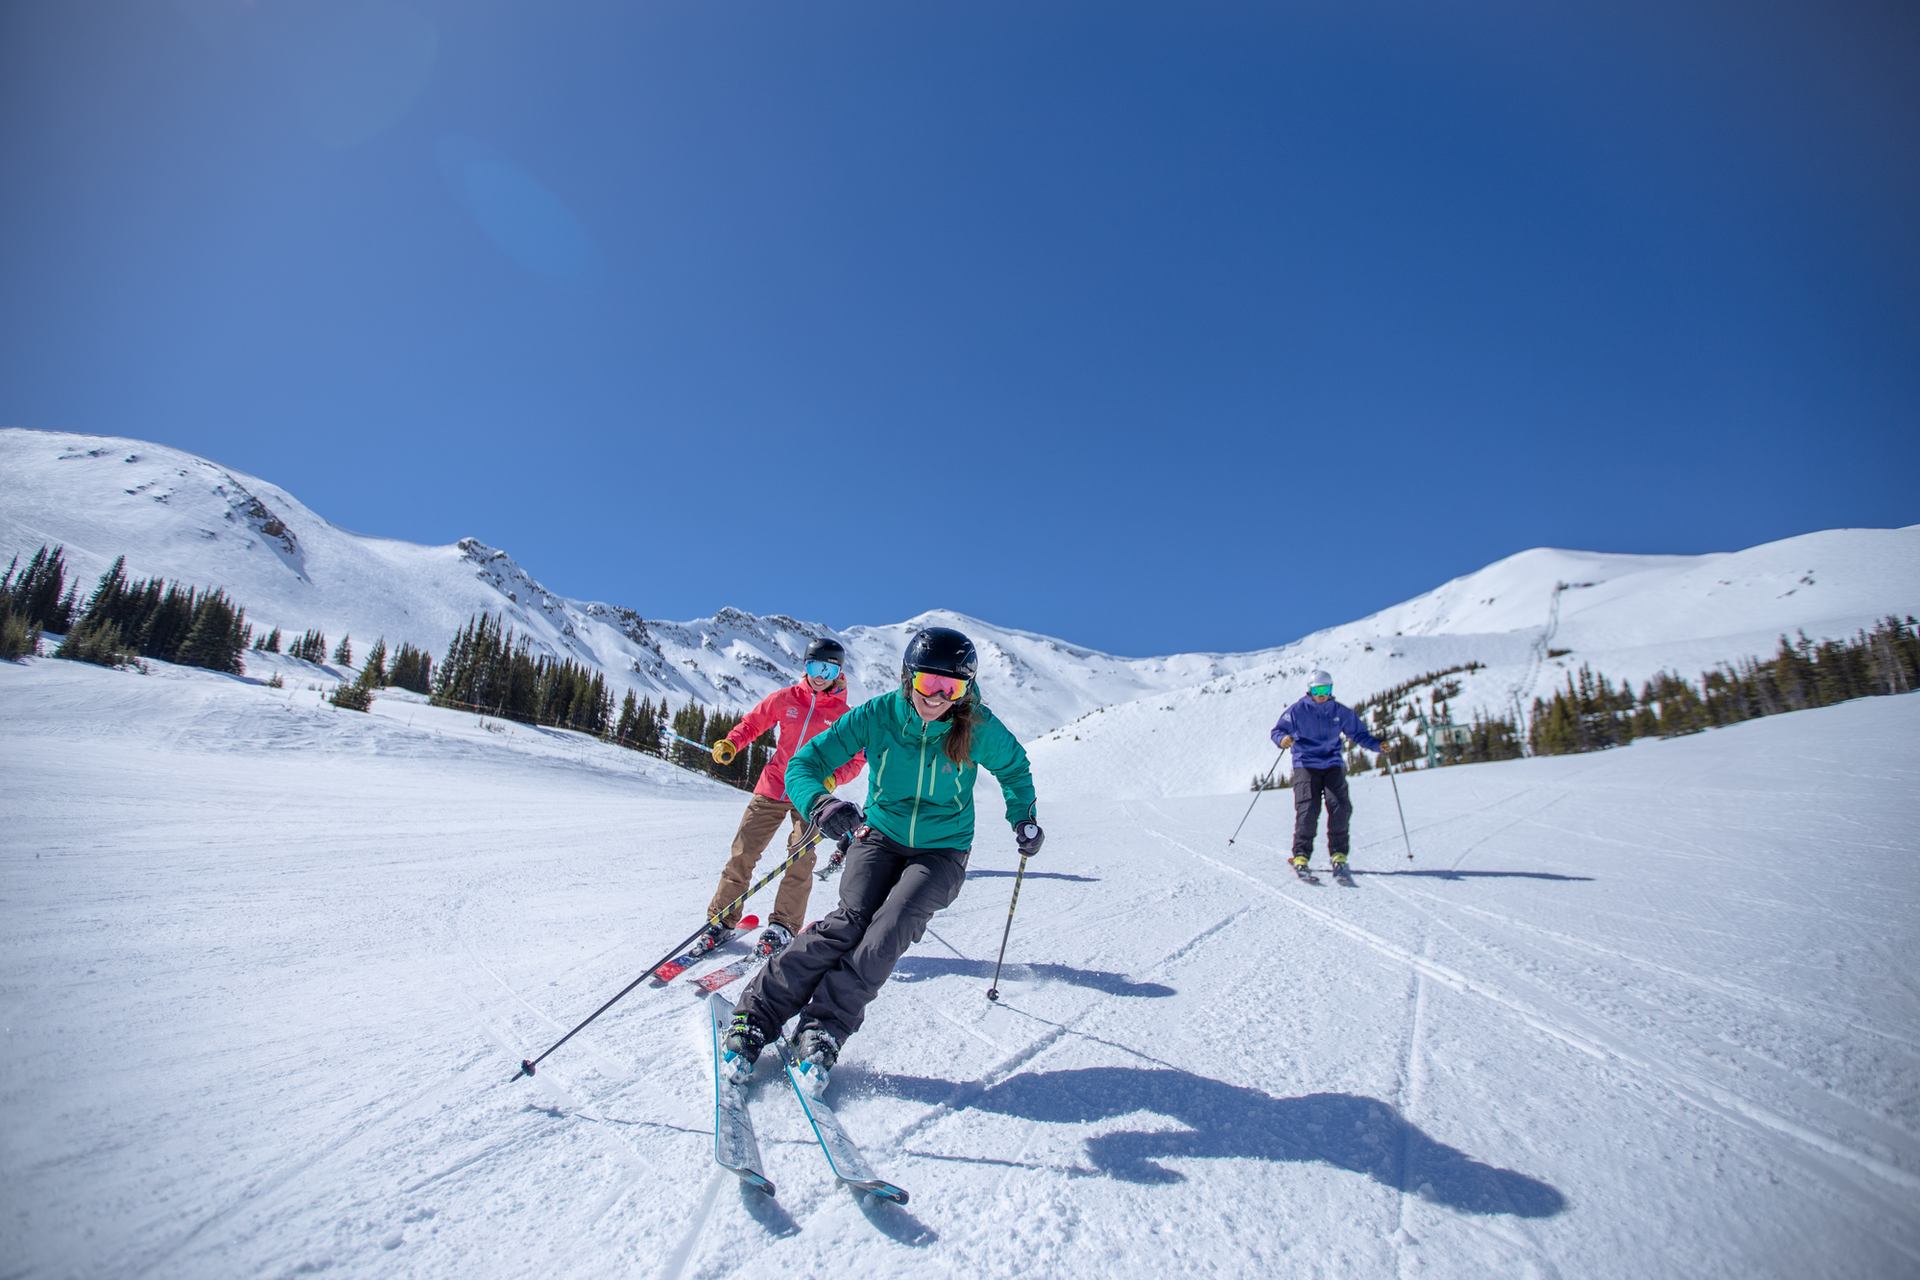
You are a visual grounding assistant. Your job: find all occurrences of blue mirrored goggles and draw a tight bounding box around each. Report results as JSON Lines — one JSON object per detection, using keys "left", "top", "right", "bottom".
{"left": 805, "top": 660, "right": 842, "bottom": 681}
{"left": 1308, "top": 684, "right": 1333, "bottom": 698}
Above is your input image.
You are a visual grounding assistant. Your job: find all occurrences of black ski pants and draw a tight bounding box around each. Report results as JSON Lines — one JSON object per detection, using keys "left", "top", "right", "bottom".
{"left": 736, "top": 827, "right": 968, "bottom": 1043}
{"left": 1292, "top": 765, "right": 1352, "bottom": 857}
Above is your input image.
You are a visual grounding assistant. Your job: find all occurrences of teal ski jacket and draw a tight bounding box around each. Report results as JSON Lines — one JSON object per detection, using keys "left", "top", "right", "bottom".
{"left": 785, "top": 686, "right": 1037, "bottom": 851}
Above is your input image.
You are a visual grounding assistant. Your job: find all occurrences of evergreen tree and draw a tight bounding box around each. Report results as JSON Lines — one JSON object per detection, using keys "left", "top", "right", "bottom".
{"left": 5, "top": 545, "right": 76, "bottom": 632}
{"left": 0, "top": 596, "right": 36, "bottom": 660}
{"left": 388, "top": 643, "right": 432, "bottom": 694}
{"left": 176, "top": 590, "right": 248, "bottom": 674}
{"left": 363, "top": 637, "right": 388, "bottom": 688}
{"left": 615, "top": 690, "right": 643, "bottom": 748}
{"left": 55, "top": 616, "right": 135, "bottom": 667}
{"left": 139, "top": 585, "right": 198, "bottom": 662}
{"left": 329, "top": 680, "right": 373, "bottom": 711}
{"left": 333, "top": 634, "right": 353, "bottom": 667}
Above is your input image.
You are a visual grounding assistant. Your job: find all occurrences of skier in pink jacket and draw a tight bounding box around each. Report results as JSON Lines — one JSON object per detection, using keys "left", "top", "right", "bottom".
{"left": 696, "top": 638, "right": 865, "bottom": 958}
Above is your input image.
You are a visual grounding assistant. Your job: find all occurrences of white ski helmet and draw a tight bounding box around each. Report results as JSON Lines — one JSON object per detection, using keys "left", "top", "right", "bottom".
{"left": 1307, "top": 669, "right": 1333, "bottom": 691}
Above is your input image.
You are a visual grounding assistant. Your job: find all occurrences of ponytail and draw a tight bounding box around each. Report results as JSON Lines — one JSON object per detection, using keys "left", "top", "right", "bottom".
{"left": 942, "top": 696, "right": 976, "bottom": 767}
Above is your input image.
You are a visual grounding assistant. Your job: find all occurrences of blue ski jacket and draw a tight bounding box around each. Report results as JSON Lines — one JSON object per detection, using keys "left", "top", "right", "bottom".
{"left": 1270, "top": 696, "right": 1383, "bottom": 770}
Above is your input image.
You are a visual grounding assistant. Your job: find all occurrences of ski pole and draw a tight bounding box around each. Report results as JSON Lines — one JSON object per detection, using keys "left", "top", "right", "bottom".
{"left": 1228, "top": 747, "right": 1286, "bottom": 845}
{"left": 985, "top": 854, "right": 1033, "bottom": 1003}
{"left": 514, "top": 822, "right": 822, "bottom": 1080}
{"left": 663, "top": 730, "right": 715, "bottom": 754}
{"left": 1382, "top": 758, "right": 1414, "bottom": 861}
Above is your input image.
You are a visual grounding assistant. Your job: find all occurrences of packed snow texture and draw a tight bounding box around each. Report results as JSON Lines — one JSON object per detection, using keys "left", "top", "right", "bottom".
{"left": 3, "top": 653, "right": 1916, "bottom": 1279}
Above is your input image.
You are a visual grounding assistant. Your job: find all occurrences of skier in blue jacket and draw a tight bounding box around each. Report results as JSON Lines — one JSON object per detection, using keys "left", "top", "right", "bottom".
{"left": 1270, "top": 669, "right": 1387, "bottom": 874}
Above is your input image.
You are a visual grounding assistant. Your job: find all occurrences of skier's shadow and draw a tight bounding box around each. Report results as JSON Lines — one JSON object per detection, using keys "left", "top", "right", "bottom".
{"left": 873, "top": 1066, "right": 1566, "bottom": 1218}
{"left": 965, "top": 869, "right": 1100, "bottom": 883}
{"left": 890, "top": 956, "right": 1174, "bottom": 998}
{"left": 1354, "top": 869, "right": 1594, "bottom": 882}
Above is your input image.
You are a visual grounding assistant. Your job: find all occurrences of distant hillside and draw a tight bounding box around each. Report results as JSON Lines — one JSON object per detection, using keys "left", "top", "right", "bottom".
{"left": 1028, "top": 526, "right": 1920, "bottom": 798}
{"left": 0, "top": 429, "right": 1267, "bottom": 739}
{"left": 6, "top": 428, "right": 1913, "bottom": 773}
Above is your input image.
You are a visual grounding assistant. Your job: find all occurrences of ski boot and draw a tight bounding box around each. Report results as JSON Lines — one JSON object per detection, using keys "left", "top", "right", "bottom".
{"left": 815, "top": 834, "right": 851, "bottom": 882}
{"left": 688, "top": 921, "right": 734, "bottom": 960}
{"left": 1289, "top": 854, "right": 1319, "bottom": 883}
{"left": 651, "top": 919, "right": 738, "bottom": 985}
{"left": 720, "top": 1011, "right": 770, "bottom": 1085}
{"left": 754, "top": 922, "right": 794, "bottom": 958}
{"left": 1330, "top": 853, "right": 1353, "bottom": 884}
{"left": 788, "top": 1025, "right": 840, "bottom": 1097}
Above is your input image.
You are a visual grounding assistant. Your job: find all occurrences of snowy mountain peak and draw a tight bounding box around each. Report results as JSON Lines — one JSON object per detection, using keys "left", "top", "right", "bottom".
{"left": 4, "top": 427, "right": 1916, "bottom": 752}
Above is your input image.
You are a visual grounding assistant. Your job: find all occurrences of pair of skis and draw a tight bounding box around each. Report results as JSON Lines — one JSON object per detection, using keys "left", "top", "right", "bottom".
{"left": 707, "top": 993, "right": 908, "bottom": 1205}
{"left": 649, "top": 919, "right": 781, "bottom": 998}
{"left": 648, "top": 915, "right": 759, "bottom": 988}
{"left": 1293, "top": 861, "right": 1356, "bottom": 887}
{"left": 688, "top": 946, "right": 774, "bottom": 997}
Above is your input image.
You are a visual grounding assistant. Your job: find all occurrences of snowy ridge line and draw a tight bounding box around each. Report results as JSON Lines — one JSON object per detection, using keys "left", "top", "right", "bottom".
{"left": 1135, "top": 812, "right": 1920, "bottom": 1199}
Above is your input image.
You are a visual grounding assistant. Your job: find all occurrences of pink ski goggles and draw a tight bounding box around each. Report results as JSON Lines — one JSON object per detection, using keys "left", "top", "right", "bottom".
{"left": 909, "top": 671, "right": 969, "bottom": 702}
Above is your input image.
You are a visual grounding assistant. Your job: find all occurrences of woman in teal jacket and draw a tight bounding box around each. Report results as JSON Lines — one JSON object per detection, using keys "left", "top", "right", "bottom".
{"left": 722, "top": 626, "right": 1043, "bottom": 1093}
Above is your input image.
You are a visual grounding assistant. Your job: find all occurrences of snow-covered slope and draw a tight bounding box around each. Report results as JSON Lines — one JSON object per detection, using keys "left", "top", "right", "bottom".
{"left": 1031, "top": 526, "right": 1920, "bottom": 798}
{"left": 5, "top": 428, "right": 1916, "bottom": 757}
{"left": 3, "top": 653, "right": 1916, "bottom": 1278}
{"left": 0, "top": 429, "right": 1270, "bottom": 740}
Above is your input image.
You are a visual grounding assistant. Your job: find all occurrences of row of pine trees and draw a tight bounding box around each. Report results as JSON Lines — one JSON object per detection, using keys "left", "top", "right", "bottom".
{"left": 50, "top": 552, "right": 252, "bottom": 674}
{"left": 1523, "top": 619, "right": 1920, "bottom": 756}
{"left": 1253, "top": 617, "right": 1920, "bottom": 788}
{"left": 39, "top": 545, "right": 1912, "bottom": 793}
{"left": 1, "top": 545, "right": 80, "bottom": 659}
{"left": 431, "top": 613, "right": 615, "bottom": 735}
{"left": 429, "top": 612, "right": 773, "bottom": 786}
{"left": 4, "top": 548, "right": 772, "bottom": 790}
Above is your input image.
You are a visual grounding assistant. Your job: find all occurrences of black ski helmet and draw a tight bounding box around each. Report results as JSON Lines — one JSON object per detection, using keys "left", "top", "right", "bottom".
{"left": 901, "top": 626, "right": 977, "bottom": 684}
{"left": 805, "top": 636, "right": 847, "bottom": 668}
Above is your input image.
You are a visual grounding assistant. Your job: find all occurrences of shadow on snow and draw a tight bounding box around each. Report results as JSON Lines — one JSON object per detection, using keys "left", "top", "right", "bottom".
{"left": 872, "top": 1065, "right": 1566, "bottom": 1218}
{"left": 965, "top": 868, "right": 1100, "bottom": 883}
{"left": 1353, "top": 869, "right": 1595, "bottom": 882}
{"left": 889, "top": 956, "right": 1175, "bottom": 998}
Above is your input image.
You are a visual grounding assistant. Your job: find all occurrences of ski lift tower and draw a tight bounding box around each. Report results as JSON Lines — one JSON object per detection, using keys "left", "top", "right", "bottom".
{"left": 1416, "top": 709, "right": 1472, "bottom": 768}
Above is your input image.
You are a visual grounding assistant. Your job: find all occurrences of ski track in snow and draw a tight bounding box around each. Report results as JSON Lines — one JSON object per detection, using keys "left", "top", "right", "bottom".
{"left": 3, "top": 655, "right": 1919, "bottom": 1278}
{"left": 1133, "top": 792, "right": 1920, "bottom": 1252}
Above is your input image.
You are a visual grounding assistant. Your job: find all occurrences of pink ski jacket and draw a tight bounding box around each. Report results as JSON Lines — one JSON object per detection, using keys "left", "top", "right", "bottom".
{"left": 724, "top": 682, "right": 866, "bottom": 804}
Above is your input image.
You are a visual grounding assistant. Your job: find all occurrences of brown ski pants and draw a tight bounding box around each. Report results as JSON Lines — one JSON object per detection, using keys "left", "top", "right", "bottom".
{"left": 705, "top": 793, "right": 819, "bottom": 933}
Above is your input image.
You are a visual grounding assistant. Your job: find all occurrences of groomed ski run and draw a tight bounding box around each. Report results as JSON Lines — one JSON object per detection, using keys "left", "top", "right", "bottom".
{"left": 3, "top": 652, "right": 1918, "bottom": 1278}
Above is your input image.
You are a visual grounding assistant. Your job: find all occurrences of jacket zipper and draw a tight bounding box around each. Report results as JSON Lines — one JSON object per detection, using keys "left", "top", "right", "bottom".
{"left": 780, "top": 690, "right": 820, "bottom": 798}
{"left": 909, "top": 717, "right": 931, "bottom": 846}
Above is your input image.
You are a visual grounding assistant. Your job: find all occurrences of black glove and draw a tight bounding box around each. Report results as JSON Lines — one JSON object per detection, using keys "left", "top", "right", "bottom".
{"left": 811, "top": 796, "right": 863, "bottom": 841}
{"left": 1014, "top": 820, "right": 1044, "bottom": 858}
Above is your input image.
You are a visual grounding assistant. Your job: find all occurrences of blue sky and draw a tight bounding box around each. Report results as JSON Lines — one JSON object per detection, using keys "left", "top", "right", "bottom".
{"left": 3, "top": 1, "right": 1915, "bottom": 657}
